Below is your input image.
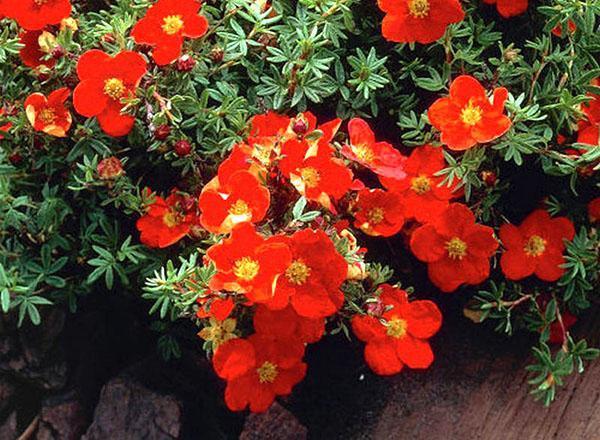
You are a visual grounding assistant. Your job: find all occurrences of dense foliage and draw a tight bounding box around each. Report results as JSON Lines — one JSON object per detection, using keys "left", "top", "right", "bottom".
{"left": 1, "top": 0, "right": 598, "bottom": 412}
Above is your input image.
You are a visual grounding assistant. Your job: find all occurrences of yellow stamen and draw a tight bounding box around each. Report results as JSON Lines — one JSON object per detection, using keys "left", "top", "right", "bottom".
{"left": 229, "top": 199, "right": 250, "bottom": 216}
{"left": 233, "top": 257, "right": 260, "bottom": 281}
{"left": 524, "top": 235, "right": 547, "bottom": 257}
{"left": 410, "top": 175, "right": 432, "bottom": 195}
{"left": 460, "top": 101, "right": 483, "bottom": 126}
{"left": 162, "top": 15, "right": 184, "bottom": 35}
{"left": 300, "top": 167, "right": 321, "bottom": 188}
{"left": 162, "top": 210, "right": 180, "bottom": 228}
{"left": 285, "top": 259, "right": 311, "bottom": 285}
{"left": 257, "top": 361, "right": 278, "bottom": 383}
{"left": 366, "top": 207, "right": 385, "bottom": 225}
{"left": 38, "top": 108, "right": 56, "bottom": 124}
{"left": 103, "top": 78, "right": 125, "bottom": 100}
{"left": 446, "top": 237, "right": 467, "bottom": 260}
{"left": 355, "top": 145, "right": 375, "bottom": 163}
{"left": 408, "top": 0, "right": 430, "bottom": 18}
{"left": 386, "top": 317, "right": 408, "bottom": 338}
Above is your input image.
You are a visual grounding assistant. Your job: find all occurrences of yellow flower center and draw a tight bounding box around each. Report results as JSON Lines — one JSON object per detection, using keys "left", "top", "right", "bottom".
{"left": 355, "top": 145, "right": 375, "bottom": 163}
{"left": 460, "top": 101, "right": 483, "bottom": 126}
{"left": 366, "top": 207, "right": 385, "bottom": 225}
{"left": 386, "top": 317, "right": 408, "bottom": 338}
{"left": 162, "top": 15, "right": 184, "bottom": 35}
{"left": 162, "top": 210, "right": 181, "bottom": 228}
{"left": 524, "top": 235, "right": 547, "bottom": 257}
{"left": 103, "top": 78, "right": 125, "bottom": 100}
{"left": 229, "top": 199, "right": 250, "bottom": 216}
{"left": 410, "top": 175, "right": 432, "bottom": 195}
{"left": 300, "top": 167, "right": 321, "bottom": 188}
{"left": 257, "top": 361, "right": 278, "bottom": 383}
{"left": 408, "top": 0, "right": 430, "bottom": 18}
{"left": 233, "top": 257, "right": 260, "bottom": 281}
{"left": 38, "top": 108, "right": 56, "bottom": 124}
{"left": 285, "top": 259, "right": 311, "bottom": 285}
{"left": 446, "top": 237, "right": 467, "bottom": 260}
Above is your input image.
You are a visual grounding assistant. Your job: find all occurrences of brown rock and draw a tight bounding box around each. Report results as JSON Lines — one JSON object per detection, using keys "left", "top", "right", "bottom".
{"left": 82, "top": 376, "right": 182, "bottom": 440}
{"left": 0, "top": 376, "right": 16, "bottom": 414}
{"left": 240, "top": 402, "right": 307, "bottom": 440}
{"left": 0, "top": 412, "right": 17, "bottom": 440}
{"left": 37, "top": 392, "right": 88, "bottom": 440}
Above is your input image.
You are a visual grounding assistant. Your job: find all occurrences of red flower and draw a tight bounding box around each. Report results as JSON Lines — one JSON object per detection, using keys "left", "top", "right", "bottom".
{"left": 342, "top": 118, "right": 406, "bottom": 179}
{"left": 199, "top": 170, "right": 270, "bottom": 234}
{"left": 254, "top": 305, "right": 325, "bottom": 344}
{"left": 73, "top": 50, "right": 147, "bottom": 137}
{"left": 2, "top": 0, "right": 71, "bottom": 30}
{"left": 482, "top": 0, "right": 528, "bottom": 18}
{"left": 499, "top": 210, "right": 575, "bottom": 282}
{"left": 377, "top": 0, "right": 464, "bottom": 44}
{"left": 551, "top": 20, "right": 576, "bottom": 37}
{"left": 577, "top": 80, "right": 600, "bottom": 146}
{"left": 353, "top": 189, "right": 405, "bottom": 237}
{"left": 196, "top": 295, "right": 234, "bottom": 321}
{"left": 428, "top": 75, "right": 511, "bottom": 151}
{"left": 280, "top": 142, "right": 352, "bottom": 210}
{"left": 131, "top": 0, "right": 208, "bottom": 66}
{"left": 213, "top": 335, "right": 306, "bottom": 412}
{"left": 588, "top": 197, "right": 600, "bottom": 223}
{"left": 380, "top": 145, "right": 459, "bottom": 223}
{"left": 136, "top": 192, "right": 196, "bottom": 248}
{"left": 549, "top": 311, "right": 577, "bottom": 344}
{"left": 97, "top": 157, "right": 124, "bottom": 180}
{"left": 24, "top": 87, "right": 71, "bottom": 137}
{"left": 206, "top": 223, "right": 292, "bottom": 303}
{"left": 267, "top": 229, "right": 347, "bottom": 318}
{"left": 352, "top": 284, "right": 442, "bottom": 375}
{"left": 18, "top": 30, "right": 56, "bottom": 69}
{"left": 410, "top": 203, "right": 498, "bottom": 292}
{"left": 0, "top": 109, "right": 13, "bottom": 139}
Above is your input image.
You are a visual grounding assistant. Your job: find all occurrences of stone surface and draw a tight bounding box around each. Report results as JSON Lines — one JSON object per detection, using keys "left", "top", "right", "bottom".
{"left": 240, "top": 402, "right": 307, "bottom": 440}
{"left": 82, "top": 376, "right": 182, "bottom": 440}
{"left": 0, "top": 309, "right": 67, "bottom": 390}
{"left": 37, "top": 391, "right": 88, "bottom": 440}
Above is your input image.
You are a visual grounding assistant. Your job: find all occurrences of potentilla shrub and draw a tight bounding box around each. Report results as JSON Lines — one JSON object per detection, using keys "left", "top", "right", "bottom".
{"left": 0, "top": 0, "right": 598, "bottom": 413}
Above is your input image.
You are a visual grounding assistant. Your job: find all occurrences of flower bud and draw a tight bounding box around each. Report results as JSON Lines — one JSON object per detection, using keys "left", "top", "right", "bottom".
{"left": 176, "top": 55, "right": 196, "bottom": 72}
{"left": 8, "top": 152, "right": 22, "bottom": 166}
{"left": 60, "top": 17, "right": 78, "bottom": 32}
{"left": 480, "top": 170, "right": 497, "bottom": 186}
{"left": 174, "top": 139, "right": 192, "bottom": 157}
{"left": 292, "top": 118, "right": 308, "bottom": 135}
{"left": 154, "top": 124, "right": 171, "bottom": 141}
{"left": 97, "top": 157, "right": 124, "bottom": 180}
{"left": 347, "top": 261, "right": 368, "bottom": 281}
{"left": 209, "top": 47, "right": 224, "bottom": 63}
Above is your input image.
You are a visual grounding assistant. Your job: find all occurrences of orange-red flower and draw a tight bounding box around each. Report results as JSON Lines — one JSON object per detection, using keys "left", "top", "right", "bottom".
{"left": 410, "top": 203, "right": 498, "bottom": 292}
{"left": 482, "top": 0, "right": 528, "bottom": 18}
{"left": 213, "top": 335, "right": 306, "bottom": 412}
{"left": 342, "top": 118, "right": 406, "bottom": 179}
{"left": 380, "top": 145, "right": 459, "bottom": 223}
{"left": 254, "top": 305, "right": 325, "bottom": 344}
{"left": 136, "top": 191, "right": 197, "bottom": 248}
{"left": 267, "top": 229, "right": 347, "bottom": 318}
{"left": 589, "top": 197, "right": 600, "bottom": 223}
{"left": 279, "top": 141, "right": 352, "bottom": 210}
{"left": 131, "top": 0, "right": 208, "bottom": 66}
{"left": 551, "top": 20, "right": 576, "bottom": 37}
{"left": 199, "top": 170, "right": 270, "bottom": 234}
{"left": 2, "top": 0, "right": 71, "bottom": 30}
{"left": 499, "top": 210, "right": 575, "bottom": 282}
{"left": 206, "top": 223, "right": 291, "bottom": 303}
{"left": 428, "top": 75, "right": 511, "bottom": 151}
{"left": 352, "top": 284, "right": 442, "bottom": 375}
{"left": 196, "top": 295, "right": 234, "bottom": 321}
{"left": 73, "top": 50, "right": 147, "bottom": 137}
{"left": 24, "top": 87, "right": 71, "bottom": 137}
{"left": 353, "top": 189, "right": 405, "bottom": 237}
{"left": 577, "top": 80, "right": 600, "bottom": 146}
{"left": 377, "top": 0, "right": 465, "bottom": 44}
{"left": 0, "top": 109, "right": 13, "bottom": 139}
{"left": 18, "top": 30, "right": 56, "bottom": 69}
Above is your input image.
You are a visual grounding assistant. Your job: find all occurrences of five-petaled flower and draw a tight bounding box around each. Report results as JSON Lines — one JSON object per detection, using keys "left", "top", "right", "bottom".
{"left": 499, "top": 210, "right": 575, "bottom": 282}
{"left": 353, "top": 188, "right": 405, "bottom": 237}
{"left": 352, "top": 284, "right": 442, "bottom": 375}
{"left": 482, "top": 0, "right": 528, "bottom": 19}
{"left": 136, "top": 191, "right": 197, "bottom": 248}
{"left": 18, "top": 30, "right": 56, "bottom": 70}
{"left": 206, "top": 223, "right": 292, "bottom": 303}
{"left": 377, "top": 0, "right": 465, "bottom": 44}
{"left": 410, "top": 203, "right": 498, "bottom": 292}
{"left": 73, "top": 50, "right": 147, "bottom": 137}
{"left": 254, "top": 305, "right": 325, "bottom": 344}
{"left": 213, "top": 335, "right": 307, "bottom": 412}
{"left": 428, "top": 75, "right": 511, "bottom": 150}
{"left": 131, "top": 0, "right": 209, "bottom": 66}
{"left": 3, "top": 0, "right": 71, "bottom": 31}
{"left": 380, "top": 145, "right": 459, "bottom": 224}
{"left": 342, "top": 118, "right": 406, "bottom": 179}
{"left": 24, "top": 87, "right": 72, "bottom": 137}
{"left": 199, "top": 170, "right": 270, "bottom": 234}
{"left": 268, "top": 229, "right": 347, "bottom": 319}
